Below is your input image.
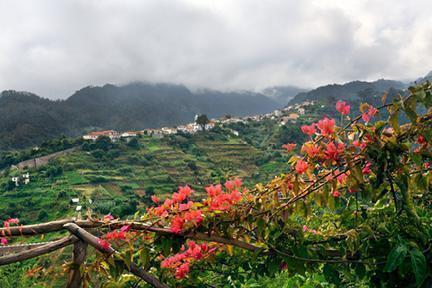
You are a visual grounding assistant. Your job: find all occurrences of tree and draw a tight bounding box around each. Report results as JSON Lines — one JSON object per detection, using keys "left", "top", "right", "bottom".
{"left": 195, "top": 114, "right": 209, "bottom": 131}
{"left": 127, "top": 137, "right": 140, "bottom": 148}
{"left": 94, "top": 136, "right": 113, "bottom": 151}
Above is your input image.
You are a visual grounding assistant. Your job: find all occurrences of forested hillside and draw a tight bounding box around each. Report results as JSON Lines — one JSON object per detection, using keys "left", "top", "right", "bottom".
{"left": 0, "top": 83, "right": 279, "bottom": 150}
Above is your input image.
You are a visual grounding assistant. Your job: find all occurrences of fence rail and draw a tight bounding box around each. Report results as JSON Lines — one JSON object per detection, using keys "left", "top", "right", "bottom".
{"left": 0, "top": 218, "right": 169, "bottom": 288}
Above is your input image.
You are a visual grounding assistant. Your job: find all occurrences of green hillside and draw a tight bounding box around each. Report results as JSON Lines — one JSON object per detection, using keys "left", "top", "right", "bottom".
{"left": 0, "top": 125, "right": 304, "bottom": 223}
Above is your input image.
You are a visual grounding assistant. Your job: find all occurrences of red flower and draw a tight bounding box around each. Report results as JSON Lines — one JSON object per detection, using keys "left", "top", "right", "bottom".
{"left": 317, "top": 117, "right": 335, "bottom": 136}
{"left": 301, "top": 143, "right": 321, "bottom": 158}
{"left": 179, "top": 201, "right": 193, "bottom": 211}
{"left": 170, "top": 216, "right": 184, "bottom": 234}
{"left": 3, "top": 218, "right": 19, "bottom": 228}
{"left": 282, "top": 143, "right": 296, "bottom": 152}
{"left": 224, "top": 180, "right": 235, "bottom": 190}
{"left": 1, "top": 237, "right": 7, "bottom": 246}
{"left": 362, "top": 105, "right": 378, "bottom": 123}
{"left": 175, "top": 262, "right": 190, "bottom": 279}
{"left": 337, "top": 172, "right": 348, "bottom": 184}
{"left": 151, "top": 195, "right": 159, "bottom": 204}
{"left": 205, "top": 184, "right": 222, "bottom": 197}
{"left": 301, "top": 124, "right": 316, "bottom": 136}
{"left": 172, "top": 192, "right": 187, "bottom": 203}
{"left": 336, "top": 101, "right": 350, "bottom": 115}
{"left": 163, "top": 199, "right": 174, "bottom": 207}
{"left": 332, "top": 190, "right": 341, "bottom": 198}
{"left": 418, "top": 135, "right": 426, "bottom": 145}
{"left": 106, "top": 230, "right": 126, "bottom": 241}
{"left": 97, "top": 238, "right": 111, "bottom": 250}
{"left": 295, "top": 159, "right": 309, "bottom": 174}
{"left": 324, "top": 142, "right": 344, "bottom": 162}
{"left": 362, "top": 162, "right": 372, "bottom": 174}
{"left": 178, "top": 185, "right": 193, "bottom": 197}
{"left": 234, "top": 178, "right": 242, "bottom": 188}
{"left": 184, "top": 210, "right": 203, "bottom": 226}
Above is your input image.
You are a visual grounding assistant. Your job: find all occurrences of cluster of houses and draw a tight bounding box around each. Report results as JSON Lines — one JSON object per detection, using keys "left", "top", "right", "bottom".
{"left": 11, "top": 173, "right": 30, "bottom": 187}
{"left": 82, "top": 101, "right": 317, "bottom": 142}
{"left": 82, "top": 117, "right": 217, "bottom": 141}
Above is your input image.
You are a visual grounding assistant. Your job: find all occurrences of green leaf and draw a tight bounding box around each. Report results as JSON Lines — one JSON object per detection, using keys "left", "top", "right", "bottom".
{"left": 138, "top": 247, "right": 150, "bottom": 269}
{"left": 403, "top": 96, "right": 418, "bottom": 123}
{"left": 410, "top": 249, "right": 426, "bottom": 287}
{"left": 384, "top": 244, "right": 408, "bottom": 272}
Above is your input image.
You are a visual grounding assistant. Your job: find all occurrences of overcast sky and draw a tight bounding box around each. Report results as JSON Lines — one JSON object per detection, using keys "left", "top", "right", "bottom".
{"left": 0, "top": 0, "right": 431, "bottom": 99}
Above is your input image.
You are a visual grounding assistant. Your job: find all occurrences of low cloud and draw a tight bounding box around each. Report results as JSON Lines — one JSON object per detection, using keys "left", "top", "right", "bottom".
{"left": 0, "top": 0, "right": 431, "bottom": 98}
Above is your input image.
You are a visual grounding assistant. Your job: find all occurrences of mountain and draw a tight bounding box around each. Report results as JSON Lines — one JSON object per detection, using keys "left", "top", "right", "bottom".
{"left": 0, "top": 83, "right": 279, "bottom": 150}
{"left": 261, "top": 85, "right": 308, "bottom": 104}
{"left": 288, "top": 79, "right": 407, "bottom": 105}
{"left": 413, "top": 70, "right": 432, "bottom": 84}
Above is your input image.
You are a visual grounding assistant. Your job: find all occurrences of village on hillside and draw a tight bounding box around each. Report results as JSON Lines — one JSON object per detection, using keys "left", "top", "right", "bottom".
{"left": 82, "top": 100, "right": 318, "bottom": 141}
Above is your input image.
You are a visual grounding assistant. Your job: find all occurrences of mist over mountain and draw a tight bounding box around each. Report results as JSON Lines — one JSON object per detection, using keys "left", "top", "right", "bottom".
{"left": 1, "top": 70, "right": 431, "bottom": 151}
{"left": 0, "top": 83, "right": 279, "bottom": 150}
{"left": 288, "top": 79, "right": 407, "bottom": 105}
{"left": 261, "top": 86, "right": 309, "bottom": 105}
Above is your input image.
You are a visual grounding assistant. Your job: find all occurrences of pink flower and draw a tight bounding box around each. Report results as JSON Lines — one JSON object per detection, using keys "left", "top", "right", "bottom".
{"left": 301, "top": 124, "right": 316, "bottom": 136}
{"left": 282, "top": 143, "right": 296, "bottom": 152}
{"left": 418, "top": 135, "right": 426, "bottom": 145}
{"left": 170, "top": 216, "right": 184, "bottom": 234}
{"left": 317, "top": 117, "right": 335, "bottom": 136}
{"left": 179, "top": 201, "right": 193, "bottom": 211}
{"left": 234, "top": 178, "right": 243, "bottom": 188}
{"left": 362, "top": 105, "right": 379, "bottom": 123}
{"left": 175, "top": 262, "right": 190, "bottom": 279}
{"left": 103, "top": 214, "right": 114, "bottom": 221}
{"left": 336, "top": 101, "right": 350, "bottom": 115}
{"left": 1, "top": 237, "right": 7, "bottom": 246}
{"left": 225, "top": 180, "right": 235, "bottom": 191}
{"left": 303, "top": 225, "right": 308, "bottom": 232}
{"left": 295, "top": 159, "right": 309, "bottom": 174}
{"left": 205, "top": 184, "right": 222, "bottom": 197}
{"left": 120, "top": 225, "right": 131, "bottom": 233}
{"left": 332, "top": 190, "right": 341, "bottom": 198}
{"left": 151, "top": 195, "right": 159, "bottom": 204}
{"left": 362, "top": 113, "right": 371, "bottom": 123}
{"left": 324, "top": 142, "right": 344, "bottom": 162}
{"left": 301, "top": 143, "right": 321, "bottom": 158}
{"left": 178, "top": 185, "right": 193, "bottom": 197}
{"left": 184, "top": 210, "right": 203, "bottom": 226}
{"left": 172, "top": 192, "right": 187, "bottom": 203}
{"left": 3, "top": 218, "right": 20, "bottom": 228}
{"left": 337, "top": 172, "right": 348, "bottom": 184}
{"left": 362, "top": 162, "right": 372, "bottom": 174}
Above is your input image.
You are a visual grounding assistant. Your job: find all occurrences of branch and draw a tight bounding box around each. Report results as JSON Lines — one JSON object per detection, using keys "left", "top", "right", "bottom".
{"left": 0, "top": 236, "right": 77, "bottom": 266}
{"left": 0, "top": 219, "right": 96, "bottom": 236}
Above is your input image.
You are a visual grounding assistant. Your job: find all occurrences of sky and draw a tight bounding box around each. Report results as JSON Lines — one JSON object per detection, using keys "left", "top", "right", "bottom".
{"left": 0, "top": 0, "right": 431, "bottom": 99}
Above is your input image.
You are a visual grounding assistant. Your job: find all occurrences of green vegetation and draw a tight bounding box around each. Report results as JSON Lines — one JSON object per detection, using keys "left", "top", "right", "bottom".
{"left": 0, "top": 121, "right": 308, "bottom": 222}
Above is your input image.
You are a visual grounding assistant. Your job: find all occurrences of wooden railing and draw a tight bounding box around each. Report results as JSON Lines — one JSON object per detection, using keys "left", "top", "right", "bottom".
{"left": 0, "top": 218, "right": 170, "bottom": 288}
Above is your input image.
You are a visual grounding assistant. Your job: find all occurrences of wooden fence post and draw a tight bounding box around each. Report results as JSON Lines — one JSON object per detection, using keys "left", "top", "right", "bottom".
{"left": 67, "top": 239, "right": 88, "bottom": 288}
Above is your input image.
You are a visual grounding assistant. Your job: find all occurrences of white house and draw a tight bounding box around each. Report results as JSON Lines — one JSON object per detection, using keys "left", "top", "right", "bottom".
{"left": 83, "top": 130, "right": 120, "bottom": 141}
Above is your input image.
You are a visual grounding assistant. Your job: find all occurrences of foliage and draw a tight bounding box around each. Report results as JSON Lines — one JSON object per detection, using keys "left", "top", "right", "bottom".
{"left": 2, "top": 82, "right": 432, "bottom": 287}
{"left": 76, "top": 82, "right": 431, "bottom": 287}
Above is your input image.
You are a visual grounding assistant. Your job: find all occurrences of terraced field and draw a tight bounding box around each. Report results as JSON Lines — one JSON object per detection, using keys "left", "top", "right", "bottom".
{"left": 0, "top": 130, "right": 291, "bottom": 222}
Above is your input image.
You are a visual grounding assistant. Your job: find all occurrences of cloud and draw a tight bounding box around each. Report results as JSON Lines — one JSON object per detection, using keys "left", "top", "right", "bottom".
{"left": 0, "top": 0, "right": 431, "bottom": 98}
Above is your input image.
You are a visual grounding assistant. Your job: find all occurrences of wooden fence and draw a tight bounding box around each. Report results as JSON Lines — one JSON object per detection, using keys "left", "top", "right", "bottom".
{"left": 0, "top": 219, "right": 169, "bottom": 288}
